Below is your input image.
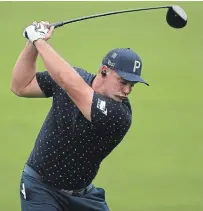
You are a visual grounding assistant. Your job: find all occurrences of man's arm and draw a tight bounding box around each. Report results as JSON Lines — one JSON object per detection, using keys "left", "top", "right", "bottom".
{"left": 11, "top": 41, "right": 46, "bottom": 98}
{"left": 34, "top": 39, "right": 94, "bottom": 120}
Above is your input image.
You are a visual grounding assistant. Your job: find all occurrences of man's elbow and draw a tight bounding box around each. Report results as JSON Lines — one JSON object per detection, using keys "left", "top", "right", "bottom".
{"left": 10, "top": 84, "right": 22, "bottom": 97}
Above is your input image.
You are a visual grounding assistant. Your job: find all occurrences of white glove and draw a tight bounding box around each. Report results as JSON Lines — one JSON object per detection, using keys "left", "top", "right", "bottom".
{"left": 23, "top": 22, "right": 49, "bottom": 44}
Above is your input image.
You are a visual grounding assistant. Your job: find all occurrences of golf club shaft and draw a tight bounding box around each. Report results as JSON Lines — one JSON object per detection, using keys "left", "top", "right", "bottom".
{"left": 51, "top": 5, "right": 171, "bottom": 29}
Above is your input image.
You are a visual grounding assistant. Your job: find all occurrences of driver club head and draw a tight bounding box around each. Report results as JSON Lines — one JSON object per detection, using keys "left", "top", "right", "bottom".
{"left": 166, "top": 5, "right": 187, "bottom": 28}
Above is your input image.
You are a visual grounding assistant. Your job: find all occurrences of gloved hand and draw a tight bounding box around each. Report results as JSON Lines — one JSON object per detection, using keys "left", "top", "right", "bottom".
{"left": 23, "top": 21, "right": 54, "bottom": 44}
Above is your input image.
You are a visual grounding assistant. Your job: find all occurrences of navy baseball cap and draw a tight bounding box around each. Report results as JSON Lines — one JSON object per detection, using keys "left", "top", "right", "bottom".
{"left": 102, "top": 48, "right": 149, "bottom": 86}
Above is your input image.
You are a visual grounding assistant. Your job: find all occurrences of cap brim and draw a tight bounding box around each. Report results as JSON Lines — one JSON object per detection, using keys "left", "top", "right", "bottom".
{"left": 116, "top": 70, "right": 149, "bottom": 86}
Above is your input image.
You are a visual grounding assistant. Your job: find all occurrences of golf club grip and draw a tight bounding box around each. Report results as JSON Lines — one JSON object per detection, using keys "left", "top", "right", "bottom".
{"left": 51, "top": 5, "right": 170, "bottom": 29}
{"left": 51, "top": 22, "right": 64, "bottom": 28}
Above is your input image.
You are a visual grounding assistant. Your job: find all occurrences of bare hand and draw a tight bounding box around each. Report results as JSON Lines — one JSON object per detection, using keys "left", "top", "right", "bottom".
{"left": 37, "top": 21, "right": 54, "bottom": 41}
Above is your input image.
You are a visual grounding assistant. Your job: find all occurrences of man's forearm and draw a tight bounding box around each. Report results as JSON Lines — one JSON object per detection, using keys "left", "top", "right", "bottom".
{"left": 11, "top": 41, "right": 38, "bottom": 94}
{"left": 34, "top": 39, "right": 91, "bottom": 102}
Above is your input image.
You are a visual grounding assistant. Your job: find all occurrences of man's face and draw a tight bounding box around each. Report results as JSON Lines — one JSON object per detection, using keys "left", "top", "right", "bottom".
{"left": 102, "top": 68, "right": 135, "bottom": 102}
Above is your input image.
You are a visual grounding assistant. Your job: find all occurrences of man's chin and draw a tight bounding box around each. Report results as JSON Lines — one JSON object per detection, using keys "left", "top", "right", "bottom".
{"left": 104, "top": 94, "right": 123, "bottom": 102}
{"left": 112, "top": 96, "right": 123, "bottom": 102}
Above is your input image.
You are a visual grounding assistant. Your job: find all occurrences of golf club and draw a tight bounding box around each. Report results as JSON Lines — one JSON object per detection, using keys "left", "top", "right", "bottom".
{"left": 50, "top": 5, "right": 187, "bottom": 29}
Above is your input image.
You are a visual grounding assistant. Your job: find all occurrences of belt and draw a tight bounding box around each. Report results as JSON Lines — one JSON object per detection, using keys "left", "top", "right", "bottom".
{"left": 23, "top": 164, "right": 93, "bottom": 196}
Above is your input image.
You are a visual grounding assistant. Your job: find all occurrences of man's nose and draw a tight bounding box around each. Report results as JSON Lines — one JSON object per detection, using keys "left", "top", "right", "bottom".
{"left": 123, "top": 84, "right": 132, "bottom": 96}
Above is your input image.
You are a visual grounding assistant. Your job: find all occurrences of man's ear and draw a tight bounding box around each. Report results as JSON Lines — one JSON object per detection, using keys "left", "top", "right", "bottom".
{"left": 100, "top": 65, "right": 108, "bottom": 71}
{"left": 101, "top": 70, "right": 107, "bottom": 77}
{"left": 100, "top": 65, "right": 109, "bottom": 78}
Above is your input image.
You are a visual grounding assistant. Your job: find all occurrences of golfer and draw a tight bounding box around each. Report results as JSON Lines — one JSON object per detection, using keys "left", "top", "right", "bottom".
{"left": 11, "top": 21, "right": 148, "bottom": 211}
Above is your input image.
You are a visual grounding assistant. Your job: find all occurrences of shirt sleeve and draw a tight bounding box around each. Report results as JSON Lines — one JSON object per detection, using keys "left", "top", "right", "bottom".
{"left": 91, "top": 92, "right": 132, "bottom": 134}
{"left": 36, "top": 71, "right": 54, "bottom": 97}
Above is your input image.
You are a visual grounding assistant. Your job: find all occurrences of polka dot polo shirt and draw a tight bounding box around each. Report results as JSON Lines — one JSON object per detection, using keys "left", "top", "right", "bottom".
{"left": 27, "top": 67, "right": 132, "bottom": 190}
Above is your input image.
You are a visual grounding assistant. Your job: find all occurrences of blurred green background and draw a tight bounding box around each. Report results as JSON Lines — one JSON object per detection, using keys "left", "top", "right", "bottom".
{"left": 0, "top": 1, "right": 202, "bottom": 211}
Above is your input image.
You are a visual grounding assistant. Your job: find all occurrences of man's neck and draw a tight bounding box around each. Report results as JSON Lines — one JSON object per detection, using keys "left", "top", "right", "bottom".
{"left": 91, "top": 75, "right": 104, "bottom": 95}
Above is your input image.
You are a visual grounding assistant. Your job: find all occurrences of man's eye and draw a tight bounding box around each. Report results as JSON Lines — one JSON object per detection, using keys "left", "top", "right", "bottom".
{"left": 120, "top": 80, "right": 127, "bottom": 85}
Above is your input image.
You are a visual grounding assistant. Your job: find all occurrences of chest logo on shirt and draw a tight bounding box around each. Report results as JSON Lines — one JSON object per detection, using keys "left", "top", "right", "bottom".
{"left": 97, "top": 99, "right": 108, "bottom": 116}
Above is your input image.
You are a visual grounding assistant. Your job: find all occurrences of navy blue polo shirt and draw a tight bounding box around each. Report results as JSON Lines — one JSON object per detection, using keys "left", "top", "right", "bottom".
{"left": 27, "top": 67, "right": 132, "bottom": 190}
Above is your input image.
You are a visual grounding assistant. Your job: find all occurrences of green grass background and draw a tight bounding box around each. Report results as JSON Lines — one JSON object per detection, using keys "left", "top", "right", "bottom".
{"left": 0, "top": 1, "right": 202, "bottom": 211}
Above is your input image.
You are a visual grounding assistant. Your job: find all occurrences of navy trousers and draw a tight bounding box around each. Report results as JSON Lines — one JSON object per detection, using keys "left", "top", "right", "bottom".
{"left": 20, "top": 166, "right": 110, "bottom": 211}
